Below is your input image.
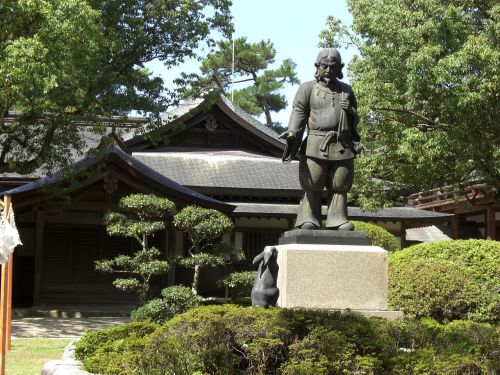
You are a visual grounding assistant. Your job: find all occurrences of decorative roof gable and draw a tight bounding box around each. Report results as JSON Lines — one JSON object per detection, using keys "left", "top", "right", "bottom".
{"left": 125, "top": 92, "right": 285, "bottom": 157}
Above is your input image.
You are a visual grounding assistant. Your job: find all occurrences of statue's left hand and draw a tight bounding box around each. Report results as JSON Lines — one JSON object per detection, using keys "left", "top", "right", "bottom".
{"left": 340, "top": 98, "right": 350, "bottom": 110}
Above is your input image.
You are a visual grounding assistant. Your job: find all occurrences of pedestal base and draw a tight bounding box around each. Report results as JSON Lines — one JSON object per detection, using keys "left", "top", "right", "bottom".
{"left": 276, "top": 243, "right": 389, "bottom": 310}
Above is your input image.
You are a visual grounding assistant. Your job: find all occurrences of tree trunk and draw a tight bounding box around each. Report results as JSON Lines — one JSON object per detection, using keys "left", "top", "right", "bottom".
{"left": 191, "top": 265, "right": 200, "bottom": 295}
{"left": 251, "top": 71, "right": 273, "bottom": 127}
{"left": 261, "top": 96, "right": 273, "bottom": 127}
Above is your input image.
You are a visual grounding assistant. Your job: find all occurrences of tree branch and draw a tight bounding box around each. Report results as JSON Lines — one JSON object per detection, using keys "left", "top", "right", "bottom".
{"left": 0, "top": 120, "right": 58, "bottom": 174}
{"left": 371, "top": 106, "right": 453, "bottom": 131}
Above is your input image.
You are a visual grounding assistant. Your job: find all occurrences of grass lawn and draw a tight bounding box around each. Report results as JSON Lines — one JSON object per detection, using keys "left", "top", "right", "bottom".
{"left": 6, "top": 338, "right": 71, "bottom": 375}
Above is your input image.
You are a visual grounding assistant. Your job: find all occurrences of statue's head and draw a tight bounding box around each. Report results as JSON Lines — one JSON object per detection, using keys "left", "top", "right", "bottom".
{"left": 314, "top": 48, "right": 344, "bottom": 83}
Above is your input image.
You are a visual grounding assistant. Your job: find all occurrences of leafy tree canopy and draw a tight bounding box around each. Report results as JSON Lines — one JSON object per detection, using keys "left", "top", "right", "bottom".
{"left": 320, "top": 0, "right": 499, "bottom": 208}
{"left": 173, "top": 205, "right": 236, "bottom": 294}
{"left": 176, "top": 37, "right": 299, "bottom": 129}
{"left": 96, "top": 194, "right": 177, "bottom": 303}
{"left": 0, "top": 0, "right": 232, "bottom": 175}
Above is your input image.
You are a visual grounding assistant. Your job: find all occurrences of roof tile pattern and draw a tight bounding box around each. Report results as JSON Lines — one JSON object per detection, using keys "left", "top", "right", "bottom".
{"left": 133, "top": 150, "right": 300, "bottom": 190}
{"left": 230, "top": 202, "right": 453, "bottom": 221}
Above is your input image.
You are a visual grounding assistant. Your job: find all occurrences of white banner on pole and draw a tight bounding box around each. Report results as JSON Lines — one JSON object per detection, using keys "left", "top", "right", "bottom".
{"left": 0, "top": 204, "right": 22, "bottom": 264}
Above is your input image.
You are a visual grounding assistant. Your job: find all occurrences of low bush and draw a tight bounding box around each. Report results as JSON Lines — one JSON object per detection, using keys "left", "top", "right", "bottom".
{"left": 217, "top": 270, "right": 256, "bottom": 298}
{"left": 131, "top": 285, "right": 202, "bottom": 324}
{"left": 352, "top": 221, "right": 400, "bottom": 252}
{"left": 74, "top": 321, "right": 158, "bottom": 374}
{"left": 76, "top": 305, "right": 499, "bottom": 375}
{"left": 389, "top": 240, "right": 500, "bottom": 323}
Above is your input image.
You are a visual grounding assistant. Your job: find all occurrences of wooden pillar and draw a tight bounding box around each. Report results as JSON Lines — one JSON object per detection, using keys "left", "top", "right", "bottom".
{"left": 33, "top": 210, "right": 45, "bottom": 307}
{"left": 452, "top": 213, "right": 460, "bottom": 239}
{"left": 400, "top": 221, "right": 407, "bottom": 249}
{"left": 486, "top": 205, "right": 496, "bottom": 240}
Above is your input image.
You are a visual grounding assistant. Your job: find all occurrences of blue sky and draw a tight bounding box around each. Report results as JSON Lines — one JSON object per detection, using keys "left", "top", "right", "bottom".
{"left": 149, "top": 0, "right": 355, "bottom": 126}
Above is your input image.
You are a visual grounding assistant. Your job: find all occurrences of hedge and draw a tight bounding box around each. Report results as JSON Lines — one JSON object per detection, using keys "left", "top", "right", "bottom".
{"left": 389, "top": 240, "right": 500, "bottom": 323}
{"left": 352, "top": 221, "right": 400, "bottom": 252}
{"left": 75, "top": 305, "right": 499, "bottom": 375}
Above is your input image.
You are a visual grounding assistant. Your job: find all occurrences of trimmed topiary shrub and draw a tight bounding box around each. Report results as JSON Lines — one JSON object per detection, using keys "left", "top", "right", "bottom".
{"left": 131, "top": 285, "right": 202, "bottom": 324}
{"left": 217, "top": 271, "right": 256, "bottom": 298}
{"left": 76, "top": 305, "right": 500, "bottom": 375}
{"left": 74, "top": 321, "right": 158, "bottom": 374}
{"left": 389, "top": 240, "right": 500, "bottom": 323}
{"left": 352, "top": 220, "right": 400, "bottom": 252}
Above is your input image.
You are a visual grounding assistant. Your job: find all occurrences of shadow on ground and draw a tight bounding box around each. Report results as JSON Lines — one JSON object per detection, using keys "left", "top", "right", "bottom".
{"left": 12, "top": 317, "right": 130, "bottom": 338}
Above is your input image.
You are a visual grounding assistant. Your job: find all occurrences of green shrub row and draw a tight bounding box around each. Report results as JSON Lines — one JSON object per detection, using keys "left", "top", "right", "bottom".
{"left": 389, "top": 240, "right": 500, "bottom": 323}
{"left": 352, "top": 221, "right": 400, "bottom": 252}
{"left": 75, "top": 305, "right": 499, "bottom": 375}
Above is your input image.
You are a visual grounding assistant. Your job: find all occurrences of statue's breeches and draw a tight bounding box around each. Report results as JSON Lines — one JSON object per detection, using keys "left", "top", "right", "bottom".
{"left": 296, "top": 157, "right": 354, "bottom": 228}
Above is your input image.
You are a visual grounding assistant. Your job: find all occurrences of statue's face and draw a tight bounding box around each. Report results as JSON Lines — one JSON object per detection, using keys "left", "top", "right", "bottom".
{"left": 317, "top": 57, "right": 340, "bottom": 84}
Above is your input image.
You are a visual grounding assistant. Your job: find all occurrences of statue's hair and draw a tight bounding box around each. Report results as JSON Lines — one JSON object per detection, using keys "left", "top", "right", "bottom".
{"left": 314, "top": 48, "right": 344, "bottom": 80}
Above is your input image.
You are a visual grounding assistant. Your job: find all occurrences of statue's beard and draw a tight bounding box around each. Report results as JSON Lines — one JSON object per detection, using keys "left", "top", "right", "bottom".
{"left": 320, "top": 73, "right": 335, "bottom": 85}
{"left": 314, "top": 68, "right": 338, "bottom": 84}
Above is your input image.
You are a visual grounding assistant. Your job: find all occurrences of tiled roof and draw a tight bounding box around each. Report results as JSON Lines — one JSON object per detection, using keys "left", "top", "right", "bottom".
{"left": 218, "top": 95, "right": 284, "bottom": 142}
{"left": 1, "top": 148, "right": 233, "bottom": 212}
{"left": 133, "top": 150, "right": 300, "bottom": 190}
{"left": 406, "top": 225, "right": 452, "bottom": 242}
{"left": 155, "top": 93, "right": 284, "bottom": 144}
{"left": 230, "top": 202, "right": 453, "bottom": 221}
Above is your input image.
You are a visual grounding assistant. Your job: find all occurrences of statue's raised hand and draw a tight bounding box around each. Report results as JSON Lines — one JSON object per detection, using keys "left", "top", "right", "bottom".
{"left": 279, "top": 130, "right": 297, "bottom": 140}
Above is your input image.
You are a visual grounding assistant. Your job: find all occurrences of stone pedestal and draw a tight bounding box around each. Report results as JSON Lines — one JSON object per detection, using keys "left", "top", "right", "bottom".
{"left": 275, "top": 240, "right": 389, "bottom": 311}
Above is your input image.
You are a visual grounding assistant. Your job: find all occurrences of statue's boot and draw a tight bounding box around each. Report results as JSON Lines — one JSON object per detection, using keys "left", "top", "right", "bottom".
{"left": 299, "top": 222, "right": 318, "bottom": 230}
{"left": 295, "top": 191, "right": 322, "bottom": 229}
{"left": 338, "top": 222, "right": 354, "bottom": 231}
{"left": 325, "top": 192, "right": 352, "bottom": 230}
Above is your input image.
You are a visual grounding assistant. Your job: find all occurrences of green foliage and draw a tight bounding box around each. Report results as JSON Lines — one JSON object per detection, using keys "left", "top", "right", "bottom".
{"left": 118, "top": 194, "right": 176, "bottom": 220}
{"left": 96, "top": 194, "right": 176, "bottom": 303}
{"left": 74, "top": 321, "right": 158, "bottom": 374}
{"left": 174, "top": 206, "right": 234, "bottom": 294}
{"left": 352, "top": 220, "right": 400, "bottom": 252}
{"left": 76, "top": 306, "right": 500, "bottom": 375}
{"left": 320, "top": 1, "right": 500, "bottom": 207}
{"left": 95, "top": 246, "right": 172, "bottom": 303}
{"left": 176, "top": 37, "right": 299, "bottom": 127}
{"left": 217, "top": 271, "right": 256, "bottom": 298}
{"left": 389, "top": 240, "right": 500, "bottom": 323}
{"left": 105, "top": 194, "right": 176, "bottom": 238}
{"left": 105, "top": 212, "right": 166, "bottom": 238}
{"left": 178, "top": 252, "right": 226, "bottom": 268}
{"left": 131, "top": 286, "right": 202, "bottom": 324}
{"left": 0, "top": 0, "right": 232, "bottom": 174}
{"left": 174, "top": 205, "right": 234, "bottom": 252}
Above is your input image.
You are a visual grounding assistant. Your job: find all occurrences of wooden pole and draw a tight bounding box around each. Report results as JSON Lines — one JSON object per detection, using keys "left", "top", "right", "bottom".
{"left": 0, "top": 195, "right": 11, "bottom": 375}
{"left": 5, "top": 252, "right": 12, "bottom": 351}
{"left": 0, "top": 262, "right": 7, "bottom": 375}
{"left": 4, "top": 196, "right": 12, "bottom": 351}
{"left": 0, "top": 196, "right": 10, "bottom": 375}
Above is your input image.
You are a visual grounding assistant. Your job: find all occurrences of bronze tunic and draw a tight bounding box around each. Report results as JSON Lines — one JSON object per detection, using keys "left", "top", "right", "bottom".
{"left": 283, "top": 80, "right": 360, "bottom": 162}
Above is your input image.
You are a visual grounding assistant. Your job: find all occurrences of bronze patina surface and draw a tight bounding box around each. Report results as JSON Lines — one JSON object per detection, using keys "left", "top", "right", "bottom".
{"left": 280, "top": 48, "right": 360, "bottom": 231}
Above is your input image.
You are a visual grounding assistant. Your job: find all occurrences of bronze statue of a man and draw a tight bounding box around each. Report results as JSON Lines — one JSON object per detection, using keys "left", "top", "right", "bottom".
{"left": 280, "top": 48, "right": 360, "bottom": 231}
